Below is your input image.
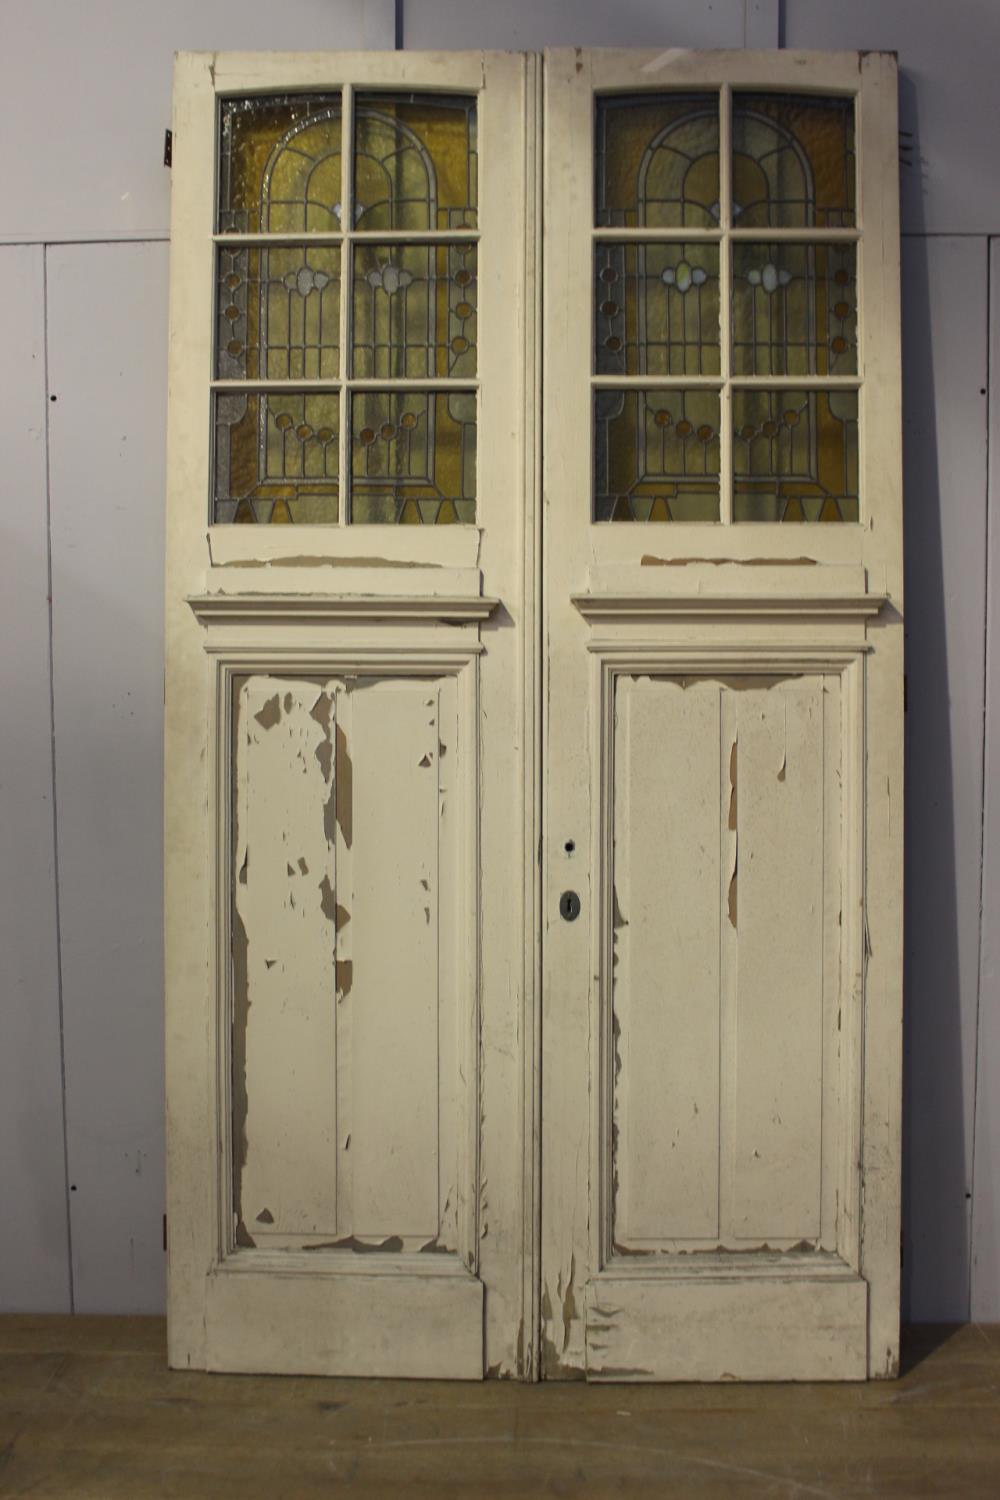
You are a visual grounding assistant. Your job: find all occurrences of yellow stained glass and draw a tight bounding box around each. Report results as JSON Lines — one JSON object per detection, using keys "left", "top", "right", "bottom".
{"left": 219, "top": 95, "right": 343, "bottom": 234}
{"left": 595, "top": 388, "right": 721, "bottom": 522}
{"left": 351, "top": 391, "right": 476, "bottom": 524}
{"left": 595, "top": 94, "right": 720, "bottom": 229}
{"left": 732, "top": 94, "right": 855, "bottom": 229}
{"left": 354, "top": 94, "right": 477, "bottom": 232}
{"left": 216, "top": 244, "right": 341, "bottom": 381}
{"left": 595, "top": 242, "right": 720, "bottom": 377}
{"left": 732, "top": 388, "right": 858, "bottom": 522}
{"left": 352, "top": 242, "right": 476, "bottom": 379}
{"left": 214, "top": 392, "right": 339, "bottom": 523}
{"left": 732, "top": 242, "right": 856, "bottom": 377}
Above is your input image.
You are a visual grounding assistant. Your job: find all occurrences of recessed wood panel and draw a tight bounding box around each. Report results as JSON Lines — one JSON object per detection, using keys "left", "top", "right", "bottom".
{"left": 610, "top": 672, "right": 839, "bottom": 1256}
{"left": 232, "top": 672, "right": 466, "bottom": 1255}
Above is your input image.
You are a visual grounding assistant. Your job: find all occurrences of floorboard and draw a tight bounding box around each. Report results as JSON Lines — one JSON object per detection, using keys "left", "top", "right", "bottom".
{"left": 0, "top": 1320, "right": 997, "bottom": 1497}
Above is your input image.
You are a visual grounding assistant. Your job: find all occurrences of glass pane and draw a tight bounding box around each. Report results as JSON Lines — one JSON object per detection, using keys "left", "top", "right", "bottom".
{"left": 732, "top": 389, "right": 858, "bottom": 521}
{"left": 732, "top": 94, "right": 855, "bottom": 229}
{"left": 350, "top": 391, "right": 476, "bottom": 523}
{"left": 354, "top": 94, "right": 477, "bottom": 231}
{"left": 214, "top": 391, "right": 339, "bottom": 523}
{"left": 352, "top": 242, "right": 477, "bottom": 378}
{"left": 595, "top": 94, "right": 720, "bottom": 229}
{"left": 595, "top": 242, "right": 720, "bottom": 376}
{"left": 594, "top": 388, "right": 721, "bottom": 521}
{"left": 732, "top": 242, "right": 856, "bottom": 376}
{"left": 219, "top": 94, "right": 343, "bottom": 234}
{"left": 217, "top": 244, "right": 341, "bottom": 380}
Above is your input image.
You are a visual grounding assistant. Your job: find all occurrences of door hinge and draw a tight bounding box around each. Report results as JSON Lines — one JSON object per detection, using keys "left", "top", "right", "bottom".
{"left": 163, "top": 1213, "right": 168, "bottom": 1252}
{"left": 164, "top": 129, "right": 173, "bottom": 168}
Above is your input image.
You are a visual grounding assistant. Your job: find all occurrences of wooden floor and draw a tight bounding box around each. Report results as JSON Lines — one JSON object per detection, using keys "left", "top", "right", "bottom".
{"left": 0, "top": 1320, "right": 997, "bottom": 1498}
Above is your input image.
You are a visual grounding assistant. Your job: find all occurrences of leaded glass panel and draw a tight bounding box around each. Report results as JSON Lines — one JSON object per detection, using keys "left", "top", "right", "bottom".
{"left": 352, "top": 243, "right": 476, "bottom": 378}
{"left": 219, "top": 94, "right": 343, "bottom": 234}
{"left": 595, "top": 242, "right": 720, "bottom": 376}
{"left": 732, "top": 388, "right": 858, "bottom": 522}
{"left": 595, "top": 94, "right": 720, "bottom": 229}
{"left": 594, "top": 388, "right": 721, "bottom": 522}
{"left": 354, "top": 94, "right": 477, "bottom": 232}
{"left": 214, "top": 391, "right": 340, "bottom": 523}
{"left": 731, "top": 94, "right": 855, "bottom": 229}
{"left": 350, "top": 391, "right": 476, "bottom": 523}
{"left": 216, "top": 244, "right": 341, "bottom": 380}
{"left": 732, "top": 242, "right": 856, "bottom": 377}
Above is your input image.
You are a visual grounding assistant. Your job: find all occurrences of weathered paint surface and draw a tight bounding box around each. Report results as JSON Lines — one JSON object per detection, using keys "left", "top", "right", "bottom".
{"left": 612, "top": 675, "right": 838, "bottom": 1255}
{"left": 233, "top": 675, "right": 463, "bottom": 1253}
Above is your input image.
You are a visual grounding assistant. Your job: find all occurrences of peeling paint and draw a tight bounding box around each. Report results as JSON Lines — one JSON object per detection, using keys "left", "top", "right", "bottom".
{"left": 728, "top": 734, "right": 738, "bottom": 929}
{"left": 640, "top": 554, "right": 817, "bottom": 568}
{"left": 254, "top": 693, "right": 281, "bottom": 731}
{"left": 335, "top": 723, "right": 353, "bottom": 848}
{"left": 336, "top": 958, "right": 353, "bottom": 1001}
{"left": 318, "top": 873, "right": 336, "bottom": 924}
{"left": 234, "top": 1219, "right": 256, "bottom": 1249}
{"left": 302, "top": 1234, "right": 404, "bottom": 1253}
{"left": 255, "top": 1207, "right": 274, "bottom": 1224}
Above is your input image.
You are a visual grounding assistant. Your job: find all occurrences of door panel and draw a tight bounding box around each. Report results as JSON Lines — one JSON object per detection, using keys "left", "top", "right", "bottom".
{"left": 541, "top": 47, "right": 903, "bottom": 1382}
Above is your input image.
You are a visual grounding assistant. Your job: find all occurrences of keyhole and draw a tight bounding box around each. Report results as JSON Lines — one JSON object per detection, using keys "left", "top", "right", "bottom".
{"left": 560, "top": 890, "right": 581, "bottom": 922}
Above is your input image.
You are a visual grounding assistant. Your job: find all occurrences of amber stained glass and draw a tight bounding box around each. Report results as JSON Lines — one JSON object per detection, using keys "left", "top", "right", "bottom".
{"left": 732, "top": 388, "right": 858, "bottom": 521}
{"left": 214, "top": 391, "right": 339, "bottom": 523}
{"left": 595, "top": 242, "right": 720, "bottom": 377}
{"left": 732, "top": 94, "right": 855, "bottom": 229}
{"left": 219, "top": 94, "right": 343, "bottom": 234}
{"left": 351, "top": 391, "right": 476, "bottom": 523}
{"left": 595, "top": 388, "right": 720, "bottom": 522}
{"left": 354, "top": 94, "right": 477, "bottom": 232}
{"left": 732, "top": 242, "right": 856, "bottom": 377}
{"left": 216, "top": 244, "right": 341, "bottom": 380}
{"left": 352, "top": 242, "right": 476, "bottom": 379}
{"left": 595, "top": 94, "right": 720, "bottom": 229}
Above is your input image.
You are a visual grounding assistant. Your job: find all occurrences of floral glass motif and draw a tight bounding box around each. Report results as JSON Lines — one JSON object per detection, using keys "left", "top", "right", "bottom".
{"left": 214, "top": 89, "right": 479, "bottom": 526}
{"left": 351, "top": 391, "right": 476, "bottom": 524}
{"left": 594, "top": 388, "right": 721, "bottom": 522}
{"left": 214, "top": 391, "right": 340, "bottom": 523}
{"left": 596, "top": 94, "right": 721, "bottom": 229}
{"left": 353, "top": 242, "right": 476, "bottom": 378}
{"left": 732, "top": 389, "right": 858, "bottom": 522}
{"left": 595, "top": 242, "right": 720, "bottom": 376}
{"left": 354, "top": 94, "right": 477, "bottom": 231}
{"left": 732, "top": 242, "right": 856, "bottom": 377}
{"left": 217, "top": 244, "right": 341, "bottom": 380}
{"left": 731, "top": 94, "right": 855, "bottom": 228}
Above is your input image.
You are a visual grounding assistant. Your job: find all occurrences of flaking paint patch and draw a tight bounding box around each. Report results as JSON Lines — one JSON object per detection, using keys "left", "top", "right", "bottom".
{"left": 254, "top": 693, "right": 281, "bottom": 731}
{"left": 255, "top": 1207, "right": 274, "bottom": 1224}
{"left": 728, "top": 733, "right": 738, "bottom": 930}
{"left": 234, "top": 1219, "right": 256, "bottom": 1249}
{"left": 335, "top": 723, "right": 353, "bottom": 849}
{"left": 640, "top": 554, "right": 817, "bottom": 568}
{"left": 318, "top": 874, "right": 336, "bottom": 923}
{"left": 231, "top": 903, "right": 251, "bottom": 1218}
{"left": 302, "top": 1234, "right": 404, "bottom": 1253}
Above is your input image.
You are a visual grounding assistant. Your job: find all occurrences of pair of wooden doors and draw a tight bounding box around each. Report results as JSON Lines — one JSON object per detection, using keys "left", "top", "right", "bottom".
{"left": 164, "top": 48, "right": 903, "bottom": 1381}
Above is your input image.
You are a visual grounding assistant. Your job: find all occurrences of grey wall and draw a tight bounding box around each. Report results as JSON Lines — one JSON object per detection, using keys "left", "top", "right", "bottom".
{"left": 1, "top": 0, "right": 997, "bottom": 1321}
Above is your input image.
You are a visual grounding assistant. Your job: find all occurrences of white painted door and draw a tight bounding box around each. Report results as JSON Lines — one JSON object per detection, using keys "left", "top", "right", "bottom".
{"left": 540, "top": 49, "right": 904, "bottom": 1381}
{"left": 164, "top": 51, "right": 539, "bottom": 1379}
{"left": 166, "top": 46, "right": 904, "bottom": 1384}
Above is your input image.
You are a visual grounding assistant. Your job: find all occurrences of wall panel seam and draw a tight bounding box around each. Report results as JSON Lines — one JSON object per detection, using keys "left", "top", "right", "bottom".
{"left": 42, "top": 244, "right": 75, "bottom": 1314}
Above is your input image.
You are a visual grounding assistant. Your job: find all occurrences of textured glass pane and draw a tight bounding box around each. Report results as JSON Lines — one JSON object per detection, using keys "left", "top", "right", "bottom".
{"left": 351, "top": 392, "right": 476, "bottom": 523}
{"left": 732, "top": 389, "right": 858, "bottom": 521}
{"left": 217, "top": 244, "right": 341, "bottom": 380}
{"left": 732, "top": 242, "right": 856, "bottom": 376}
{"left": 732, "top": 94, "right": 855, "bottom": 229}
{"left": 595, "top": 94, "right": 720, "bottom": 229}
{"left": 214, "top": 391, "right": 339, "bottom": 523}
{"left": 354, "top": 94, "right": 477, "bottom": 232}
{"left": 595, "top": 242, "right": 720, "bottom": 376}
{"left": 594, "top": 388, "right": 720, "bottom": 521}
{"left": 219, "top": 95, "right": 343, "bottom": 234}
{"left": 352, "top": 243, "right": 476, "bottom": 378}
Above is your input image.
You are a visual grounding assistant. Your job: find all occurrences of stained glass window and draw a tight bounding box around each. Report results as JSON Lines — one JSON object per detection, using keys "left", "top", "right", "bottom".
{"left": 594, "top": 89, "right": 860, "bottom": 524}
{"left": 213, "top": 91, "right": 478, "bottom": 525}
